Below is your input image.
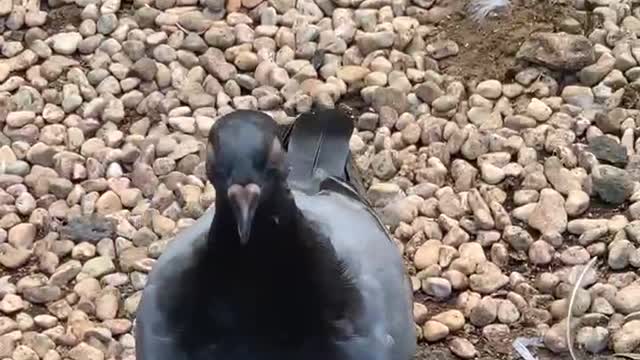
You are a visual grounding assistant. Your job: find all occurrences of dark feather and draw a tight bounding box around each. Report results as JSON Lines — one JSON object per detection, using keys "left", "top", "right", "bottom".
{"left": 286, "top": 108, "right": 354, "bottom": 193}
{"left": 275, "top": 122, "right": 295, "bottom": 148}
{"left": 281, "top": 108, "right": 369, "bottom": 206}
{"left": 282, "top": 109, "right": 391, "bottom": 245}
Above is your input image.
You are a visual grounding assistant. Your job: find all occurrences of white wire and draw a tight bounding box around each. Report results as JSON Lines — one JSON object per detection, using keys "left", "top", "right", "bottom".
{"left": 566, "top": 257, "right": 598, "bottom": 360}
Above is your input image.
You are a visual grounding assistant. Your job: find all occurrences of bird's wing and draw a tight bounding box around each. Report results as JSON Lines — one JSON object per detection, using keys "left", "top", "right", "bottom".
{"left": 294, "top": 190, "right": 417, "bottom": 360}
{"left": 135, "top": 206, "right": 216, "bottom": 360}
{"left": 284, "top": 107, "right": 391, "bottom": 246}
{"left": 285, "top": 108, "right": 354, "bottom": 194}
{"left": 285, "top": 108, "right": 415, "bottom": 359}
{"left": 136, "top": 283, "right": 189, "bottom": 360}
{"left": 280, "top": 107, "right": 369, "bottom": 202}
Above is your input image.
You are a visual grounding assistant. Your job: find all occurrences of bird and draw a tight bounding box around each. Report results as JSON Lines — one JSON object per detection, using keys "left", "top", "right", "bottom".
{"left": 134, "top": 108, "right": 417, "bottom": 360}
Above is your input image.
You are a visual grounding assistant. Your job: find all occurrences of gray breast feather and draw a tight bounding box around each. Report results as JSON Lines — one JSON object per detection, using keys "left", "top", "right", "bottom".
{"left": 293, "top": 190, "right": 415, "bottom": 360}
{"left": 137, "top": 192, "right": 415, "bottom": 360}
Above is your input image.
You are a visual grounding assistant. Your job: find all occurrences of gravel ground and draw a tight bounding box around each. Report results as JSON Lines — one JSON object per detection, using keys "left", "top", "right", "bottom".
{"left": 2, "top": 0, "right": 640, "bottom": 358}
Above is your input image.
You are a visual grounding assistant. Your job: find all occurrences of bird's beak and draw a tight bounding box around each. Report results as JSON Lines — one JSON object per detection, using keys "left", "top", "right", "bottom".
{"left": 227, "top": 183, "right": 261, "bottom": 245}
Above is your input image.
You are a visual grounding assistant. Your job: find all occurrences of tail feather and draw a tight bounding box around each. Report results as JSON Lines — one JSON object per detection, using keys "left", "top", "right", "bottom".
{"left": 285, "top": 108, "right": 385, "bottom": 235}
{"left": 286, "top": 108, "right": 354, "bottom": 193}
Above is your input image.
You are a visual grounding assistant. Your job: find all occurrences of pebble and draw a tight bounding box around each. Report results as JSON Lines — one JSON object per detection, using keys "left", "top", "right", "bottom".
{"left": 0, "top": 245, "right": 31, "bottom": 269}
{"left": 431, "top": 310, "right": 465, "bottom": 332}
{"left": 469, "top": 297, "right": 497, "bottom": 326}
{"left": 8, "top": 224, "right": 36, "bottom": 248}
{"left": 469, "top": 271, "right": 509, "bottom": 294}
{"left": 527, "top": 98, "right": 552, "bottom": 121}
{"left": 448, "top": 337, "right": 477, "bottom": 359}
{"left": 421, "top": 277, "right": 452, "bottom": 299}
{"left": 68, "top": 342, "right": 104, "bottom": 360}
{"left": 613, "top": 320, "right": 640, "bottom": 353}
{"left": 426, "top": 40, "right": 459, "bottom": 59}
{"left": 414, "top": 241, "right": 441, "bottom": 270}
{"left": 476, "top": 80, "right": 502, "bottom": 99}
{"left": 528, "top": 188, "right": 568, "bottom": 234}
{"left": 544, "top": 322, "right": 569, "bottom": 353}
{"left": 565, "top": 190, "right": 590, "bottom": 216}
{"left": 613, "top": 285, "right": 640, "bottom": 314}
{"left": 576, "top": 326, "right": 609, "bottom": 353}
{"left": 529, "top": 240, "right": 555, "bottom": 265}
{"left": 0, "top": 294, "right": 24, "bottom": 314}
{"left": 497, "top": 300, "right": 520, "bottom": 324}
{"left": 422, "top": 320, "right": 449, "bottom": 342}
{"left": 82, "top": 257, "right": 116, "bottom": 278}
{"left": 516, "top": 32, "right": 595, "bottom": 71}
{"left": 50, "top": 33, "right": 83, "bottom": 55}
{"left": 592, "top": 165, "right": 634, "bottom": 204}
{"left": 589, "top": 135, "right": 628, "bottom": 166}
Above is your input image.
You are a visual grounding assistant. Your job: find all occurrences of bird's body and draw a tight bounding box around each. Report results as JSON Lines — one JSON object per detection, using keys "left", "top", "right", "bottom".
{"left": 135, "top": 109, "right": 416, "bottom": 360}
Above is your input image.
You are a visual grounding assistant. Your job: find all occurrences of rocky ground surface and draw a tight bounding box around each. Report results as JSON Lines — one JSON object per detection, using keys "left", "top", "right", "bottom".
{"left": 2, "top": 0, "right": 640, "bottom": 358}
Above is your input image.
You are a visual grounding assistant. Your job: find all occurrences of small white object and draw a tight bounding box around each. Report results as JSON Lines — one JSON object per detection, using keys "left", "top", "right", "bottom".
{"left": 466, "top": 0, "right": 511, "bottom": 22}
{"left": 512, "top": 337, "right": 542, "bottom": 360}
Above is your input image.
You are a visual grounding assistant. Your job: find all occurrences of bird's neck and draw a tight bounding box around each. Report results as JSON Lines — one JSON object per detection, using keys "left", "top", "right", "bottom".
{"left": 203, "top": 185, "right": 361, "bottom": 339}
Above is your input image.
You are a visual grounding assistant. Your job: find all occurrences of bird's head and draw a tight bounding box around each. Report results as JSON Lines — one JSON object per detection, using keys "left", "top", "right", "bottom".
{"left": 206, "top": 110, "right": 288, "bottom": 245}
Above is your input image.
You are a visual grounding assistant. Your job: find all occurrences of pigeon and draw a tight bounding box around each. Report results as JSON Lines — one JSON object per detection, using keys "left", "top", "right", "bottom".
{"left": 135, "top": 108, "right": 416, "bottom": 360}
